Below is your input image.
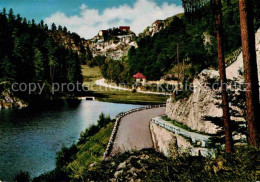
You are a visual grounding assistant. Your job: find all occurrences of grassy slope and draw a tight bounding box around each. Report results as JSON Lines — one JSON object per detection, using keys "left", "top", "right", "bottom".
{"left": 81, "top": 65, "right": 168, "bottom": 104}
{"left": 80, "top": 147, "right": 260, "bottom": 181}
{"left": 67, "top": 122, "right": 114, "bottom": 180}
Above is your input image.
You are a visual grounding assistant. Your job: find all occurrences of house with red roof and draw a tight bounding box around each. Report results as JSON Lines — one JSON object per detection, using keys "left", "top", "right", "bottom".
{"left": 133, "top": 72, "right": 147, "bottom": 85}
{"left": 119, "top": 26, "right": 130, "bottom": 32}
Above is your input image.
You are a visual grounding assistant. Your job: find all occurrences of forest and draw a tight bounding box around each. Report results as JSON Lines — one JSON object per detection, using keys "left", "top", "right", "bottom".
{"left": 0, "top": 8, "right": 83, "bottom": 102}
{"left": 98, "top": 0, "right": 260, "bottom": 84}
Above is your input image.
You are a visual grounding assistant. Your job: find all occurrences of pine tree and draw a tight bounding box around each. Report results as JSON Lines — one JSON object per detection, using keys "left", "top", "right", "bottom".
{"left": 0, "top": 56, "right": 16, "bottom": 81}
{"left": 182, "top": 0, "right": 233, "bottom": 153}
{"left": 239, "top": 0, "right": 260, "bottom": 147}
{"left": 33, "top": 48, "right": 44, "bottom": 81}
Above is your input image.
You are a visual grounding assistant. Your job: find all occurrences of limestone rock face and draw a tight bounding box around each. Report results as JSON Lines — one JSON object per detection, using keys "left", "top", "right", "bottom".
{"left": 89, "top": 34, "right": 137, "bottom": 60}
{"left": 0, "top": 90, "right": 27, "bottom": 109}
{"left": 166, "top": 29, "right": 260, "bottom": 135}
{"left": 166, "top": 70, "right": 222, "bottom": 134}
{"left": 226, "top": 29, "right": 260, "bottom": 82}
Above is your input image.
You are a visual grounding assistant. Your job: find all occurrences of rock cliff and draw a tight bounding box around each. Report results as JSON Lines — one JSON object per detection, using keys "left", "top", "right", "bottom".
{"left": 0, "top": 89, "right": 27, "bottom": 109}
{"left": 166, "top": 70, "right": 222, "bottom": 134}
{"left": 89, "top": 33, "right": 137, "bottom": 60}
{"left": 139, "top": 13, "right": 184, "bottom": 38}
{"left": 166, "top": 29, "right": 260, "bottom": 134}
{"left": 49, "top": 28, "right": 138, "bottom": 60}
{"left": 49, "top": 30, "right": 89, "bottom": 56}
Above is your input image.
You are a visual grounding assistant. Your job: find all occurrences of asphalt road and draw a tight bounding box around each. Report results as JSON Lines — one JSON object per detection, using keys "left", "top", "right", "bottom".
{"left": 110, "top": 107, "right": 166, "bottom": 156}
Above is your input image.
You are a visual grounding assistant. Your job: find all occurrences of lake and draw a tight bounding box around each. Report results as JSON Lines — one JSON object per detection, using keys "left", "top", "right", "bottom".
{"left": 0, "top": 100, "right": 141, "bottom": 181}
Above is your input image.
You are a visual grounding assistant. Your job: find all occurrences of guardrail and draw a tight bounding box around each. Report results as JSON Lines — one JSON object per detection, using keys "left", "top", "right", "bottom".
{"left": 151, "top": 116, "right": 212, "bottom": 147}
{"left": 103, "top": 104, "right": 166, "bottom": 159}
{"left": 151, "top": 116, "right": 217, "bottom": 158}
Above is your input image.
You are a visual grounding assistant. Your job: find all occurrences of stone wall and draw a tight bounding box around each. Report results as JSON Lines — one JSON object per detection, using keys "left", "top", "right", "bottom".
{"left": 150, "top": 118, "right": 216, "bottom": 158}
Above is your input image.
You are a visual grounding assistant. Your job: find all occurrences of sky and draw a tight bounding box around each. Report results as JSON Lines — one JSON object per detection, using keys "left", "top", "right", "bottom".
{"left": 0, "top": 0, "right": 183, "bottom": 39}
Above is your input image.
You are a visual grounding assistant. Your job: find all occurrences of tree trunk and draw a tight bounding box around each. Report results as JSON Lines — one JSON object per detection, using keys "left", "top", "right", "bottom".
{"left": 215, "top": 0, "right": 233, "bottom": 153}
{"left": 177, "top": 42, "right": 180, "bottom": 90}
{"left": 239, "top": 0, "right": 260, "bottom": 147}
{"left": 183, "top": 58, "right": 185, "bottom": 82}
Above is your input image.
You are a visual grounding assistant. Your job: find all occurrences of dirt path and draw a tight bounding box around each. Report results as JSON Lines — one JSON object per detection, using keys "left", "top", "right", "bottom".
{"left": 110, "top": 107, "right": 166, "bottom": 156}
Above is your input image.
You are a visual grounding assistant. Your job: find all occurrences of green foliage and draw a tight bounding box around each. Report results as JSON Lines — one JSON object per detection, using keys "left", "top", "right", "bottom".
{"left": 97, "top": 113, "right": 111, "bottom": 128}
{"left": 81, "top": 147, "right": 260, "bottom": 181}
{"left": 78, "top": 113, "right": 112, "bottom": 144}
{"left": 0, "top": 8, "right": 83, "bottom": 101}
{"left": 99, "top": 58, "right": 125, "bottom": 84}
{"left": 56, "top": 144, "right": 79, "bottom": 170}
{"left": 87, "top": 55, "right": 106, "bottom": 67}
{"left": 33, "top": 114, "right": 115, "bottom": 181}
{"left": 99, "top": 0, "right": 260, "bottom": 85}
{"left": 13, "top": 171, "right": 30, "bottom": 182}
{"left": 33, "top": 144, "right": 79, "bottom": 182}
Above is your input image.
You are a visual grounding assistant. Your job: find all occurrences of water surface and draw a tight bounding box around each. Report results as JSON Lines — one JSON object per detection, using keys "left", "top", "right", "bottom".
{"left": 0, "top": 100, "right": 141, "bottom": 181}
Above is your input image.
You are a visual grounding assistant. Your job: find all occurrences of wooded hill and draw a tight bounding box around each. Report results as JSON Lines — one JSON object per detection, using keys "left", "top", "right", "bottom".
{"left": 0, "top": 8, "right": 84, "bottom": 102}
{"left": 98, "top": 0, "right": 260, "bottom": 83}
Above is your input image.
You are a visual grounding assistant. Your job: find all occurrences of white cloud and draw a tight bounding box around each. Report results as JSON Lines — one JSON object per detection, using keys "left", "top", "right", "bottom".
{"left": 45, "top": 0, "right": 183, "bottom": 39}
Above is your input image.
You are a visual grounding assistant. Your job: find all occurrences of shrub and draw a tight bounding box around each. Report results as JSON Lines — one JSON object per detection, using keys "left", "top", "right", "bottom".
{"left": 14, "top": 171, "right": 30, "bottom": 182}
{"left": 56, "top": 143, "right": 78, "bottom": 170}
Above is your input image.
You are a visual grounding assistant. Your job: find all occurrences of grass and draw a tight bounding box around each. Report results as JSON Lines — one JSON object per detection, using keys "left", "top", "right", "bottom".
{"left": 225, "top": 48, "right": 242, "bottom": 67}
{"left": 162, "top": 115, "right": 197, "bottom": 132}
{"left": 81, "top": 65, "right": 103, "bottom": 83}
{"left": 162, "top": 116, "right": 217, "bottom": 137}
{"left": 67, "top": 121, "right": 114, "bottom": 180}
{"left": 80, "top": 147, "right": 260, "bottom": 181}
{"left": 81, "top": 65, "right": 168, "bottom": 104}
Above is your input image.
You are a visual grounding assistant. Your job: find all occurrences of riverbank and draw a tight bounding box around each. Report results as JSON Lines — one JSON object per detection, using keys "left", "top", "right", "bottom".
{"left": 0, "top": 100, "right": 140, "bottom": 181}
{"left": 32, "top": 114, "right": 116, "bottom": 181}
{"left": 81, "top": 65, "right": 169, "bottom": 105}
{"left": 31, "top": 113, "right": 260, "bottom": 182}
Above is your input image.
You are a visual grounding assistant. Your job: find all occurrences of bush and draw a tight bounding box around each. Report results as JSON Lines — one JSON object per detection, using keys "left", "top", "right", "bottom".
{"left": 78, "top": 113, "right": 112, "bottom": 144}
{"left": 78, "top": 124, "right": 99, "bottom": 144}
{"left": 97, "top": 113, "right": 111, "bottom": 128}
{"left": 14, "top": 171, "right": 30, "bottom": 182}
{"left": 81, "top": 147, "right": 260, "bottom": 181}
{"left": 56, "top": 143, "right": 78, "bottom": 170}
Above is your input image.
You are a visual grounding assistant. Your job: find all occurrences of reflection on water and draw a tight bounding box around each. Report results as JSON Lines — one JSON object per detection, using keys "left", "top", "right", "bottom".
{"left": 0, "top": 100, "right": 141, "bottom": 181}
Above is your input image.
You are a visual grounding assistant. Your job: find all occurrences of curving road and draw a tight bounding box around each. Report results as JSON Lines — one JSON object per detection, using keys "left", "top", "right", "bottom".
{"left": 110, "top": 107, "right": 166, "bottom": 156}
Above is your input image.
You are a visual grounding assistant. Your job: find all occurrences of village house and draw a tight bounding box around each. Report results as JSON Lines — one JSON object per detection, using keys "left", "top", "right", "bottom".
{"left": 119, "top": 26, "right": 130, "bottom": 32}
{"left": 98, "top": 30, "right": 109, "bottom": 37}
{"left": 133, "top": 72, "right": 146, "bottom": 84}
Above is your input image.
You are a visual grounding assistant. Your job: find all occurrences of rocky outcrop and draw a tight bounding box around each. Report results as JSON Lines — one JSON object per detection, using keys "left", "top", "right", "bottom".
{"left": 166, "top": 70, "right": 222, "bottom": 134}
{"left": 226, "top": 28, "right": 260, "bottom": 82}
{"left": 49, "top": 31, "right": 89, "bottom": 56}
{"left": 166, "top": 29, "right": 260, "bottom": 135}
{"left": 89, "top": 34, "right": 137, "bottom": 60}
{"left": 0, "top": 90, "right": 27, "bottom": 109}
